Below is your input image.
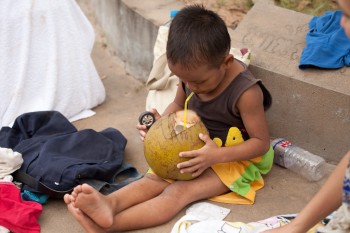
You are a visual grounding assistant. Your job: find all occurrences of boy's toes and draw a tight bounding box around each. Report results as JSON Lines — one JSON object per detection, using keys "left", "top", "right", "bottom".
{"left": 63, "top": 194, "right": 75, "bottom": 204}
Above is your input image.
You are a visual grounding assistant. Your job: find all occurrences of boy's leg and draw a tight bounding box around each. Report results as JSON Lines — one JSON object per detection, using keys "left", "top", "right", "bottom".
{"left": 69, "top": 174, "right": 170, "bottom": 228}
{"left": 77, "top": 168, "right": 229, "bottom": 232}
{"left": 66, "top": 200, "right": 106, "bottom": 233}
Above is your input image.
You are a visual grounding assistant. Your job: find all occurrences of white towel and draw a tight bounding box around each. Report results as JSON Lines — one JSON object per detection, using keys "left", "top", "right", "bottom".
{"left": 0, "top": 0, "right": 106, "bottom": 128}
{"left": 0, "top": 148, "right": 23, "bottom": 179}
{"left": 0, "top": 225, "right": 9, "bottom": 233}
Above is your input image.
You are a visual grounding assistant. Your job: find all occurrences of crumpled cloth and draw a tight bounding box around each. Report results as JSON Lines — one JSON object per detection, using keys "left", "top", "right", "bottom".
{"left": 0, "top": 0, "right": 106, "bottom": 128}
{"left": 0, "top": 226, "right": 9, "bottom": 233}
{"left": 0, "top": 182, "right": 42, "bottom": 233}
{"left": 0, "top": 148, "right": 23, "bottom": 179}
{"left": 299, "top": 10, "right": 350, "bottom": 69}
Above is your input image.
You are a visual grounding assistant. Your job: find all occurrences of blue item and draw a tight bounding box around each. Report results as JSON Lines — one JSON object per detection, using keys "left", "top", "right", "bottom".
{"left": 299, "top": 11, "right": 350, "bottom": 69}
{"left": 170, "top": 10, "right": 179, "bottom": 19}
{"left": 21, "top": 190, "right": 49, "bottom": 204}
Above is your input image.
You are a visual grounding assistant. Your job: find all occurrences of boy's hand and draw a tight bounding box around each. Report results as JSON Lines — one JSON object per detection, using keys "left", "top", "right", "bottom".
{"left": 136, "top": 108, "right": 161, "bottom": 141}
{"left": 177, "top": 133, "right": 219, "bottom": 178}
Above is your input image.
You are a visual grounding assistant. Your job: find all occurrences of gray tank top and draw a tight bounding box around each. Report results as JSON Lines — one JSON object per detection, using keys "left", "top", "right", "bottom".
{"left": 183, "top": 63, "right": 271, "bottom": 143}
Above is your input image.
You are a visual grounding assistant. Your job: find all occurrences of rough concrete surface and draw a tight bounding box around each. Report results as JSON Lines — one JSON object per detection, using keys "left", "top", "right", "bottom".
{"left": 37, "top": 7, "right": 336, "bottom": 232}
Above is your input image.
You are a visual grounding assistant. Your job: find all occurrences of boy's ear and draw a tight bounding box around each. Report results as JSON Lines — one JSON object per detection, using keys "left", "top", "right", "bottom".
{"left": 223, "top": 54, "right": 234, "bottom": 67}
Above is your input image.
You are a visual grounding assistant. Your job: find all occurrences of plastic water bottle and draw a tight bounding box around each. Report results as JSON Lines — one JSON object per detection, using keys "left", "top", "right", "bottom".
{"left": 271, "top": 138, "right": 326, "bottom": 182}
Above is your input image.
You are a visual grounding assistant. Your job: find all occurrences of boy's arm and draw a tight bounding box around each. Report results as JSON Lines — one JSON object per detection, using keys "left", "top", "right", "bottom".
{"left": 215, "top": 83, "right": 271, "bottom": 163}
{"left": 264, "top": 151, "right": 349, "bottom": 233}
{"left": 161, "top": 81, "right": 186, "bottom": 116}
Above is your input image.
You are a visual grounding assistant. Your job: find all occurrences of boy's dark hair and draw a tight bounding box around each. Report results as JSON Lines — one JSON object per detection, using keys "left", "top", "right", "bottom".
{"left": 166, "top": 4, "right": 231, "bottom": 69}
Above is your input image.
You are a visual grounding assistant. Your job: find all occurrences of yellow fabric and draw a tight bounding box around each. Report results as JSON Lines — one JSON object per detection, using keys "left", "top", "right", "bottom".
{"left": 210, "top": 127, "right": 274, "bottom": 204}
{"left": 209, "top": 149, "right": 273, "bottom": 204}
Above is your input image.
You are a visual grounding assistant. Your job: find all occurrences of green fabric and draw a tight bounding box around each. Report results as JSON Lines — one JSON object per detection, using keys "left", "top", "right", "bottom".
{"left": 253, "top": 146, "right": 274, "bottom": 174}
{"left": 229, "top": 146, "right": 274, "bottom": 197}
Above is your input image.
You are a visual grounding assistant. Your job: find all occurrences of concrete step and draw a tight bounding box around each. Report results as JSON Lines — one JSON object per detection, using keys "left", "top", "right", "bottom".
{"left": 230, "top": 2, "right": 350, "bottom": 163}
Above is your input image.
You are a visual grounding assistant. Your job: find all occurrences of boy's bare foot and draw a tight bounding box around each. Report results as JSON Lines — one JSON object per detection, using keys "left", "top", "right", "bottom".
{"left": 66, "top": 200, "right": 107, "bottom": 233}
{"left": 64, "top": 185, "right": 84, "bottom": 204}
{"left": 74, "top": 184, "right": 114, "bottom": 229}
{"left": 64, "top": 193, "right": 75, "bottom": 204}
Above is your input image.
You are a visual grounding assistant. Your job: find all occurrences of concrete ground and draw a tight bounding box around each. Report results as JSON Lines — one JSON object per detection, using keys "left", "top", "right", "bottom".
{"left": 37, "top": 22, "right": 336, "bottom": 233}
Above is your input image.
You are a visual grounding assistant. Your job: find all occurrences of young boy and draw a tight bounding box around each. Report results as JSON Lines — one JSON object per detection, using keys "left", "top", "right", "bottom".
{"left": 64, "top": 5, "right": 273, "bottom": 232}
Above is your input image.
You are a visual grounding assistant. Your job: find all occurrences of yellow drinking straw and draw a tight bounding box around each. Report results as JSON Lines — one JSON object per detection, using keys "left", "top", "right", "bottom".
{"left": 183, "top": 92, "right": 194, "bottom": 130}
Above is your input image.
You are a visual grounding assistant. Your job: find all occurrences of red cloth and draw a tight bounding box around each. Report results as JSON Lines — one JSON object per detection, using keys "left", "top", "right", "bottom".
{"left": 0, "top": 183, "right": 42, "bottom": 233}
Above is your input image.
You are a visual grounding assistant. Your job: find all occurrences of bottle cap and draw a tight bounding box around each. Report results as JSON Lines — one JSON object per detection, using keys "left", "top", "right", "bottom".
{"left": 170, "top": 10, "right": 179, "bottom": 19}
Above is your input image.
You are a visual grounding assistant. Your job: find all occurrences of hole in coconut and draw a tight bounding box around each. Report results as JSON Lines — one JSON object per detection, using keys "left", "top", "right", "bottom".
{"left": 174, "top": 109, "right": 200, "bottom": 134}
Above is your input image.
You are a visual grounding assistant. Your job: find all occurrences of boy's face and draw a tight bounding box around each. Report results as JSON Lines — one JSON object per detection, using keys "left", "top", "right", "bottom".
{"left": 168, "top": 61, "right": 226, "bottom": 95}
{"left": 339, "top": 0, "right": 350, "bottom": 38}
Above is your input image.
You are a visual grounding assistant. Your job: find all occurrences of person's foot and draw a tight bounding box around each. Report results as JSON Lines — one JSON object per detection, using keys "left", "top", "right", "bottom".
{"left": 74, "top": 184, "right": 114, "bottom": 229}
{"left": 66, "top": 200, "right": 106, "bottom": 233}
{"left": 64, "top": 185, "right": 84, "bottom": 204}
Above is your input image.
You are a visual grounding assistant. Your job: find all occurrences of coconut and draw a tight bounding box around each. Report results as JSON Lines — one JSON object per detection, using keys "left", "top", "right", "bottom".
{"left": 144, "top": 110, "right": 209, "bottom": 180}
